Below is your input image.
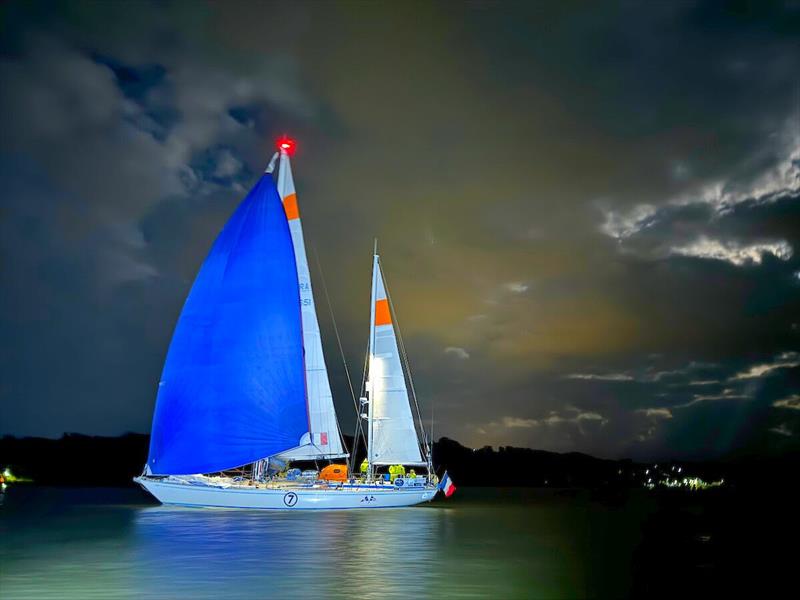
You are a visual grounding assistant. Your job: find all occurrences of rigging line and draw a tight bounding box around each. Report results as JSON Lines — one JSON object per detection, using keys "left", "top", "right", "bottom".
{"left": 431, "top": 394, "right": 435, "bottom": 472}
{"left": 350, "top": 244, "right": 376, "bottom": 474}
{"left": 309, "top": 243, "right": 363, "bottom": 473}
{"left": 332, "top": 408, "right": 349, "bottom": 461}
{"left": 358, "top": 314, "right": 371, "bottom": 400}
{"left": 379, "top": 256, "right": 431, "bottom": 457}
{"left": 311, "top": 244, "right": 359, "bottom": 433}
{"left": 350, "top": 334, "right": 371, "bottom": 475}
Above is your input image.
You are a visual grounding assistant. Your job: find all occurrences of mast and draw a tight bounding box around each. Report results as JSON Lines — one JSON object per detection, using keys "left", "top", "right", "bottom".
{"left": 366, "top": 242, "right": 379, "bottom": 481}
{"left": 364, "top": 246, "right": 427, "bottom": 475}
{"left": 274, "top": 136, "right": 347, "bottom": 460}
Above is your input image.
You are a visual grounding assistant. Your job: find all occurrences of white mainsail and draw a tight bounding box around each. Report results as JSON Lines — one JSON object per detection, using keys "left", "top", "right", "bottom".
{"left": 367, "top": 254, "right": 426, "bottom": 466}
{"left": 274, "top": 143, "right": 346, "bottom": 460}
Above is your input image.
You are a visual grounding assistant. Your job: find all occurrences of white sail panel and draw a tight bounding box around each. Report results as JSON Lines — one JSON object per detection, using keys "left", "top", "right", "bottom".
{"left": 369, "top": 257, "right": 425, "bottom": 465}
{"left": 274, "top": 148, "right": 346, "bottom": 460}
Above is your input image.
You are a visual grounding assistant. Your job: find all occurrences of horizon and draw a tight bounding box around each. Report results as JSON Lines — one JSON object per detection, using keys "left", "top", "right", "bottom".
{"left": 2, "top": 429, "right": 794, "bottom": 465}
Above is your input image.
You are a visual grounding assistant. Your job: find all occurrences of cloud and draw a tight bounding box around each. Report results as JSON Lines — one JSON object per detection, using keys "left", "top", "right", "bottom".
{"left": 563, "top": 355, "right": 718, "bottom": 385}
{"left": 770, "top": 423, "right": 793, "bottom": 437}
{"left": 636, "top": 408, "right": 673, "bottom": 419}
{"left": 644, "top": 369, "right": 685, "bottom": 382}
{"left": 669, "top": 237, "right": 792, "bottom": 266}
{"left": 0, "top": 32, "right": 315, "bottom": 297}
{"left": 444, "top": 346, "right": 470, "bottom": 360}
{"left": 671, "top": 131, "right": 800, "bottom": 216}
{"left": 575, "top": 412, "right": 607, "bottom": 423}
{"left": 505, "top": 281, "right": 529, "bottom": 294}
{"left": 773, "top": 395, "right": 800, "bottom": 411}
{"left": 601, "top": 122, "right": 800, "bottom": 242}
{"left": 501, "top": 416, "right": 540, "bottom": 428}
{"left": 565, "top": 362, "right": 713, "bottom": 383}
{"left": 601, "top": 203, "right": 658, "bottom": 241}
{"left": 0, "top": 13, "right": 322, "bottom": 437}
{"left": 677, "top": 387, "right": 752, "bottom": 408}
{"left": 634, "top": 407, "right": 674, "bottom": 442}
{"left": 564, "top": 373, "right": 635, "bottom": 381}
{"left": 731, "top": 352, "right": 800, "bottom": 380}
{"left": 212, "top": 148, "right": 245, "bottom": 178}
{"left": 496, "top": 410, "right": 608, "bottom": 431}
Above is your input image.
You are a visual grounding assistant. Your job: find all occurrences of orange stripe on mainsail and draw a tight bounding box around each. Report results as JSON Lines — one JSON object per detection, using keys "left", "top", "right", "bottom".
{"left": 283, "top": 193, "right": 299, "bottom": 220}
{"left": 374, "top": 299, "right": 391, "bottom": 326}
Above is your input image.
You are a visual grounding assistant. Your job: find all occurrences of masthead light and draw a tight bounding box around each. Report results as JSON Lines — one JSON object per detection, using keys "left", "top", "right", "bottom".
{"left": 277, "top": 136, "right": 296, "bottom": 156}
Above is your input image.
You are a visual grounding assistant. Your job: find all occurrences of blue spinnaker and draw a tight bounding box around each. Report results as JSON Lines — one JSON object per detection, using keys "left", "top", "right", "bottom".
{"left": 147, "top": 174, "right": 308, "bottom": 475}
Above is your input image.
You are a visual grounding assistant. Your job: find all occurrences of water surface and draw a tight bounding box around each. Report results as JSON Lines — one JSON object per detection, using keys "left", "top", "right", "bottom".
{"left": 0, "top": 486, "right": 789, "bottom": 598}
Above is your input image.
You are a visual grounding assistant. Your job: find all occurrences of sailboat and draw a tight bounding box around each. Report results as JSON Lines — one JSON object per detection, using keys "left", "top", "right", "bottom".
{"left": 134, "top": 138, "right": 440, "bottom": 509}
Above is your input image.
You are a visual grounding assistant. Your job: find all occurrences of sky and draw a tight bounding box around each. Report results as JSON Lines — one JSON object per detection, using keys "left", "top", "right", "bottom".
{"left": 1, "top": 0, "right": 799, "bottom": 460}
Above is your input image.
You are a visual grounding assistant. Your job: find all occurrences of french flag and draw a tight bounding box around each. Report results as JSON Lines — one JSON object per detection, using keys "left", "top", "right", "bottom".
{"left": 439, "top": 471, "right": 457, "bottom": 498}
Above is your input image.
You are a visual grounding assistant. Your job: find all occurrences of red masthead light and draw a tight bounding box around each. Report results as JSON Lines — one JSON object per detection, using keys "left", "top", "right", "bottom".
{"left": 277, "top": 136, "right": 296, "bottom": 156}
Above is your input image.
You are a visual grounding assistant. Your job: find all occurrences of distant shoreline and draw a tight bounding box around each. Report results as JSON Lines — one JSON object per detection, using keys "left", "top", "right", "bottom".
{"left": 1, "top": 432, "right": 796, "bottom": 491}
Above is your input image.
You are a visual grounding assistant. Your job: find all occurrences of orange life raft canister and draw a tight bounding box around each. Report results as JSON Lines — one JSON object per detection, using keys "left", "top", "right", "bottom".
{"left": 319, "top": 464, "right": 348, "bottom": 482}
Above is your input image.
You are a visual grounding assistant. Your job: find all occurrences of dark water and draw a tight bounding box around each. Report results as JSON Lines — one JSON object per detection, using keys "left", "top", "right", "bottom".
{"left": 0, "top": 486, "right": 792, "bottom": 598}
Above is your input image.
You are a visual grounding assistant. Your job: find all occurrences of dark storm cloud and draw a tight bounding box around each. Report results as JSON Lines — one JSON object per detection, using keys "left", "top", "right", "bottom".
{"left": 1, "top": 1, "right": 798, "bottom": 459}
{"left": 0, "top": 2, "right": 322, "bottom": 435}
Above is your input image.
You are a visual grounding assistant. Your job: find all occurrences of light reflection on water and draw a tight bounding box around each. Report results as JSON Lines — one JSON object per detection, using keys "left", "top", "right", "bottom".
{"left": 0, "top": 487, "right": 642, "bottom": 599}
{"left": 132, "top": 504, "right": 444, "bottom": 599}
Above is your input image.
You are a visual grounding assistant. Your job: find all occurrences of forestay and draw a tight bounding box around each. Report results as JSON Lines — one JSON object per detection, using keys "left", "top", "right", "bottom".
{"left": 146, "top": 174, "right": 308, "bottom": 475}
{"left": 368, "top": 256, "right": 425, "bottom": 466}
{"left": 274, "top": 146, "right": 347, "bottom": 460}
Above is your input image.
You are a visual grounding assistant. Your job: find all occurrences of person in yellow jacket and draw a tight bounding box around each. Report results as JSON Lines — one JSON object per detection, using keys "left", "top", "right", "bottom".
{"left": 359, "top": 458, "right": 368, "bottom": 476}
{"left": 388, "top": 464, "right": 406, "bottom": 481}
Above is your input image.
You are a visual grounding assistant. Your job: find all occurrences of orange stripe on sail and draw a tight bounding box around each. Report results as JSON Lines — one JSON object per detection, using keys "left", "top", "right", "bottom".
{"left": 283, "top": 193, "right": 299, "bottom": 220}
{"left": 374, "top": 298, "right": 391, "bottom": 326}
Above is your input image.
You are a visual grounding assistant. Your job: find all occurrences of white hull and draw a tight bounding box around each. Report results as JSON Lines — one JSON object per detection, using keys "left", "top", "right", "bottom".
{"left": 135, "top": 477, "right": 438, "bottom": 510}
